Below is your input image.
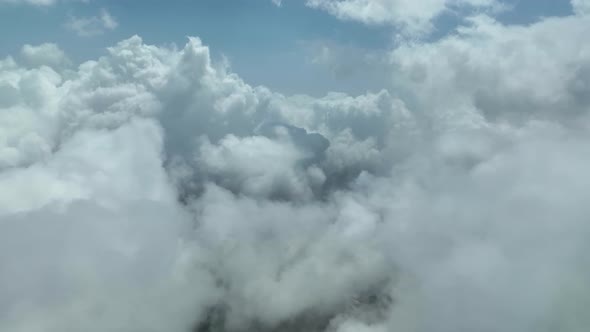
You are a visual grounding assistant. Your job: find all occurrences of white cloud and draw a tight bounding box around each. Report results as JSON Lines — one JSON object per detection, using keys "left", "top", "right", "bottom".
{"left": 306, "top": 0, "right": 504, "bottom": 35}
{"left": 389, "top": 14, "right": 590, "bottom": 123}
{"left": 2, "top": 6, "right": 590, "bottom": 332}
{"left": 196, "top": 134, "right": 314, "bottom": 200}
{"left": 20, "top": 43, "right": 70, "bottom": 69}
{"left": 65, "top": 8, "right": 118, "bottom": 37}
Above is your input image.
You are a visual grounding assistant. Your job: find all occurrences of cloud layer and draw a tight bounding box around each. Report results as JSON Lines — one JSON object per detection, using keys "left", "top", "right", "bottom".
{"left": 2, "top": 2, "right": 590, "bottom": 332}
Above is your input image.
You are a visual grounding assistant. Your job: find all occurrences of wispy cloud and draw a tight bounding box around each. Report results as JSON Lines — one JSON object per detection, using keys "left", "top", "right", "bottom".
{"left": 0, "top": 0, "right": 88, "bottom": 6}
{"left": 306, "top": 0, "right": 505, "bottom": 36}
{"left": 65, "top": 8, "right": 118, "bottom": 37}
{"left": 0, "top": 0, "right": 58, "bottom": 5}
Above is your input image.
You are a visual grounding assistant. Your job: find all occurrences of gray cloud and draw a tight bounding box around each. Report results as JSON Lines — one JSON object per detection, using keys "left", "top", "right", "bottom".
{"left": 572, "top": 0, "right": 590, "bottom": 15}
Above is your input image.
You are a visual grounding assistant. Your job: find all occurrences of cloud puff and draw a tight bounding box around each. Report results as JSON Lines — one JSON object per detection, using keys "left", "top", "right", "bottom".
{"left": 2, "top": 5, "right": 590, "bottom": 332}
{"left": 65, "top": 8, "right": 118, "bottom": 37}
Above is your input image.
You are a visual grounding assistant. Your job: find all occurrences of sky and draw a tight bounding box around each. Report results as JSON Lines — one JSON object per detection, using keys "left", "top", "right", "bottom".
{"left": 0, "top": 0, "right": 575, "bottom": 95}
{"left": 2, "top": 1, "right": 590, "bottom": 332}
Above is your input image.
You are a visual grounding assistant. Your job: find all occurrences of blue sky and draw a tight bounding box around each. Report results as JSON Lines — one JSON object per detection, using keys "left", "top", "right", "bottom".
{"left": 0, "top": 0, "right": 575, "bottom": 95}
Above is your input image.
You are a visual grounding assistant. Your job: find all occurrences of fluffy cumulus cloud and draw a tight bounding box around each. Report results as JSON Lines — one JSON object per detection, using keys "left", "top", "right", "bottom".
{"left": 2, "top": 1, "right": 590, "bottom": 332}
{"left": 389, "top": 14, "right": 590, "bottom": 121}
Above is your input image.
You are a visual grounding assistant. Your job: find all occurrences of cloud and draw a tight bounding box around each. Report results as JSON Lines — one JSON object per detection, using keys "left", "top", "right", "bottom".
{"left": 65, "top": 8, "right": 118, "bottom": 37}
{"left": 572, "top": 0, "right": 590, "bottom": 15}
{"left": 0, "top": 35, "right": 397, "bottom": 330}
{"left": 20, "top": 43, "right": 71, "bottom": 69}
{"left": 0, "top": 0, "right": 57, "bottom": 5}
{"left": 304, "top": 40, "right": 389, "bottom": 80}
{"left": 305, "top": 0, "right": 504, "bottom": 35}
{"left": 389, "top": 14, "right": 590, "bottom": 123}
{"left": 2, "top": 5, "right": 590, "bottom": 332}
{"left": 0, "top": 0, "right": 87, "bottom": 5}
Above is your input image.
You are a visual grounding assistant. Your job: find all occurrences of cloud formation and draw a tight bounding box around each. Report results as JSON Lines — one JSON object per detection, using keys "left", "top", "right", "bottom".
{"left": 2, "top": 1, "right": 590, "bottom": 332}
{"left": 306, "top": 0, "right": 504, "bottom": 35}
{"left": 65, "top": 8, "right": 118, "bottom": 37}
{"left": 20, "top": 43, "right": 71, "bottom": 69}
{"left": 572, "top": 0, "right": 590, "bottom": 15}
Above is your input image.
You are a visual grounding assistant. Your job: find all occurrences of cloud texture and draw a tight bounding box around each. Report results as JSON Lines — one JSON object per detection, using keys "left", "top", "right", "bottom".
{"left": 65, "top": 8, "right": 118, "bottom": 37}
{"left": 2, "top": 2, "right": 590, "bottom": 332}
{"left": 306, "top": 0, "right": 503, "bottom": 35}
